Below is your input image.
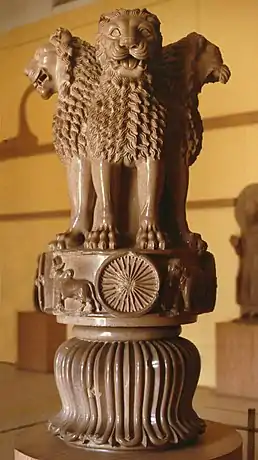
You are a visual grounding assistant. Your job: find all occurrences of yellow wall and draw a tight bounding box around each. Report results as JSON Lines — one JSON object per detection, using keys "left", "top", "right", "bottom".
{"left": 0, "top": 0, "right": 257, "bottom": 387}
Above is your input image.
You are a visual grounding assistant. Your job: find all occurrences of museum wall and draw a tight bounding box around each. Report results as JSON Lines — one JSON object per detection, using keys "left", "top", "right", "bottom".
{"left": 0, "top": 0, "right": 257, "bottom": 387}
{"left": 0, "top": 0, "right": 93, "bottom": 33}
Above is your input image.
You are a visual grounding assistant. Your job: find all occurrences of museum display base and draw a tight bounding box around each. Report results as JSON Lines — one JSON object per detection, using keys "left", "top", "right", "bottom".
{"left": 216, "top": 320, "right": 258, "bottom": 398}
{"left": 14, "top": 422, "right": 242, "bottom": 460}
{"left": 17, "top": 311, "right": 67, "bottom": 373}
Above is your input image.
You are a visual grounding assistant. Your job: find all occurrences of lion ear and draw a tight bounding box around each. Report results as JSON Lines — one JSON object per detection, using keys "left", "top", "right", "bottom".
{"left": 50, "top": 27, "right": 73, "bottom": 47}
{"left": 99, "top": 13, "right": 111, "bottom": 26}
{"left": 144, "top": 9, "right": 160, "bottom": 26}
{"left": 186, "top": 33, "right": 230, "bottom": 89}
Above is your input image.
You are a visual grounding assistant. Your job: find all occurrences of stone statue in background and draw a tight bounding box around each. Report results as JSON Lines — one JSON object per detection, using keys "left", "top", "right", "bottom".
{"left": 24, "top": 8, "right": 229, "bottom": 453}
{"left": 25, "top": 8, "right": 230, "bottom": 253}
{"left": 230, "top": 183, "right": 258, "bottom": 320}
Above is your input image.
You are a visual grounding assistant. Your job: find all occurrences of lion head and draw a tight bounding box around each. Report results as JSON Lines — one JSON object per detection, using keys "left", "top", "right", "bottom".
{"left": 24, "top": 42, "right": 59, "bottom": 99}
{"left": 25, "top": 28, "right": 101, "bottom": 161}
{"left": 185, "top": 32, "right": 231, "bottom": 93}
{"left": 24, "top": 28, "right": 74, "bottom": 99}
{"left": 96, "top": 8, "right": 163, "bottom": 79}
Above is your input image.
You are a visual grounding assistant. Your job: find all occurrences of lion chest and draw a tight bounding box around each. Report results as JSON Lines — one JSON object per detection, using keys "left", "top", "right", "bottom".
{"left": 85, "top": 80, "right": 167, "bottom": 163}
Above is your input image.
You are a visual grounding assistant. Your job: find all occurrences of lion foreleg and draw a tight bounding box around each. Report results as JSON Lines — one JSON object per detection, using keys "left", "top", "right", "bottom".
{"left": 136, "top": 158, "right": 166, "bottom": 250}
{"left": 50, "top": 156, "right": 95, "bottom": 249}
{"left": 68, "top": 156, "right": 95, "bottom": 235}
{"left": 69, "top": 156, "right": 94, "bottom": 227}
{"left": 85, "top": 159, "right": 117, "bottom": 250}
{"left": 173, "top": 154, "right": 190, "bottom": 236}
{"left": 172, "top": 154, "right": 207, "bottom": 254}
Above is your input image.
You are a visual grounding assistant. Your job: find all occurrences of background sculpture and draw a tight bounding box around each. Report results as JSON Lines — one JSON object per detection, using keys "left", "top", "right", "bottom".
{"left": 23, "top": 7, "right": 229, "bottom": 454}
{"left": 230, "top": 183, "right": 258, "bottom": 320}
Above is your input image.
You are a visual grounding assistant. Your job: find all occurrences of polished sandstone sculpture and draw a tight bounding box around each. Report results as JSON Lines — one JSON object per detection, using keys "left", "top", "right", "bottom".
{"left": 25, "top": 9, "right": 230, "bottom": 253}
{"left": 230, "top": 184, "right": 258, "bottom": 320}
{"left": 24, "top": 7, "right": 230, "bottom": 453}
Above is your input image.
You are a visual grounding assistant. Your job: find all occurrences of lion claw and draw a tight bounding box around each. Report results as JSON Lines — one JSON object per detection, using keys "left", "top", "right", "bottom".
{"left": 48, "top": 231, "right": 85, "bottom": 251}
{"left": 182, "top": 232, "right": 207, "bottom": 255}
{"left": 85, "top": 225, "right": 118, "bottom": 250}
{"left": 136, "top": 223, "right": 166, "bottom": 250}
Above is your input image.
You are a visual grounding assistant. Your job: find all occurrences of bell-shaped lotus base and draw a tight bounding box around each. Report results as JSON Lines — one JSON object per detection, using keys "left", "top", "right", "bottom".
{"left": 49, "top": 326, "right": 204, "bottom": 451}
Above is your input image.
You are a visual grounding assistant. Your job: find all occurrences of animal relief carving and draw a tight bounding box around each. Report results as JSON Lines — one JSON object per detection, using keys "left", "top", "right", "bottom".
{"left": 162, "top": 253, "right": 216, "bottom": 316}
{"left": 166, "top": 258, "right": 192, "bottom": 315}
{"left": 51, "top": 256, "right": 101, "bottom": 315}
{"left": 34, "top": 253, "right": 46, "bottom": 311}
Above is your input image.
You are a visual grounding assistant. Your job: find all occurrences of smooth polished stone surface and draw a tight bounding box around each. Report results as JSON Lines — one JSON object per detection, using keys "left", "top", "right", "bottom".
{"left": 14, "top": 422, "right": 242, "bottom": 460}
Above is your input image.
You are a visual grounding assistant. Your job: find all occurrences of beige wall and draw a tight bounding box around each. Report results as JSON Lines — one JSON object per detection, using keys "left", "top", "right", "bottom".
{"left": 0, "top": 0, "right": 257, "bottom": 387}
{"left": 0, "top": 0, "right": 93, "bottom": 33}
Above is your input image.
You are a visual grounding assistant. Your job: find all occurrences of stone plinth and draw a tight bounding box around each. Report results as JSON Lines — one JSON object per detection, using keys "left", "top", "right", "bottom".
{"left": 31, "top": 248, "right": 217, "bottom": 451}
{"left": 17, "top": 311, "right": 66, "bottom": 373}
{"left": 14, "top": 422, "right": 242, "bottom": 460}
{"left": 216, "top": 321, "right": 258, "bottom": 398}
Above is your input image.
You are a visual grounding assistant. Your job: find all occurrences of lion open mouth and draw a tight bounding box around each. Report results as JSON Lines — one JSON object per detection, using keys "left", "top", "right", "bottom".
{"left": 115, "top": 57, "right": 147, "bottom": 71}
{"left": 33, "top": 69, "right": 49, "bottom": 88}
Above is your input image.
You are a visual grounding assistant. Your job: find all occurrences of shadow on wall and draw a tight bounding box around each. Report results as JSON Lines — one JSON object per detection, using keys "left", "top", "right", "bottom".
{"left": 0, "top": 85, "right": 54, "bottom": 161}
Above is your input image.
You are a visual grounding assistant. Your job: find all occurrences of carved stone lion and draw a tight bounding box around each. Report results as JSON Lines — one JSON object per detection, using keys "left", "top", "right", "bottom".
{"left": 25, "top": 8, "right": 230, "bottom": 253}
{"left": 25, "top": 29, "right": 101, "bottom": 248}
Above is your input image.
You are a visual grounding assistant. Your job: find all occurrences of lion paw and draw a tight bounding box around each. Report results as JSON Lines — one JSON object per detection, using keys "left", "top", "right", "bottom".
{"left": 136, "top": 222, "right": 166, "bottom": 250}
{"left": 182, "top": 232, "right": 207, "bottom": 255}
{"left": 85, "top": 224, "right": 117, "bottom": 250}
{"left": 48, "top": 231, "right": 85, "bottom": 251}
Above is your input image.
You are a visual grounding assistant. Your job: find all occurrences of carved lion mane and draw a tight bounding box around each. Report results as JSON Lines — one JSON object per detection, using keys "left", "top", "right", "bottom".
{"left": 49, "top": 28, "right": 101, "bottom": 162}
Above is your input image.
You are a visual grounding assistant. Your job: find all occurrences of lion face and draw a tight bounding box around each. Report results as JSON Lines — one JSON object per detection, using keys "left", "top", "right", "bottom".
{"left": 24, "top": 43, "right": 58, "bottom": 99}
{"left": 96, "top": 9, "right": 162, "bottom": 79}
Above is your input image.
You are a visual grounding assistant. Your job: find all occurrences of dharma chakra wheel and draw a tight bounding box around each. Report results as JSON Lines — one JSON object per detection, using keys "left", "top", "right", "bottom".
{"left": 96, "top": 252, "right": 160, "bottom": 316}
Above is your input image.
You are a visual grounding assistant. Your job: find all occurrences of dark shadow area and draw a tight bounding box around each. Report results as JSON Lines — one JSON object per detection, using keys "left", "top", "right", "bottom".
{"left": 53, "top": 0, "right": 77, "bottom": 5}
{"left": 203, "top": 110, "right": 258, "bottom": 131}
{"left": 0, "top": 85, "right": 54, "bottom": 162}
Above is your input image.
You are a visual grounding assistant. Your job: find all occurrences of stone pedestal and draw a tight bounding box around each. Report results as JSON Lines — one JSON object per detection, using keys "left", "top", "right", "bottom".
{"left": 29, "top": 248, "right": 217, "bottom": 451}
{"left": 48, "top": 326, "right": 204, "bottom": 449}
{"left": 216, "top": 321, "right": 258, "bottom": 398}
{"left": 14, "top": 422, "right": 242, "bottom": 460}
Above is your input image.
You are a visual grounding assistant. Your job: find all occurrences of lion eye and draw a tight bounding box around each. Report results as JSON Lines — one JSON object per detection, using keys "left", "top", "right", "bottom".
{"left": 110, "top": 28, "right": 121, "bottom": 38}
{"left": 139, "top": 27, "right": 152, "bottom": 38}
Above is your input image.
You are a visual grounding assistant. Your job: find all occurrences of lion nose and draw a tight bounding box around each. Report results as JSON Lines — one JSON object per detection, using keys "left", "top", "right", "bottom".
{"left": 120, "top": 37, "right": 138, "bottom": 49}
